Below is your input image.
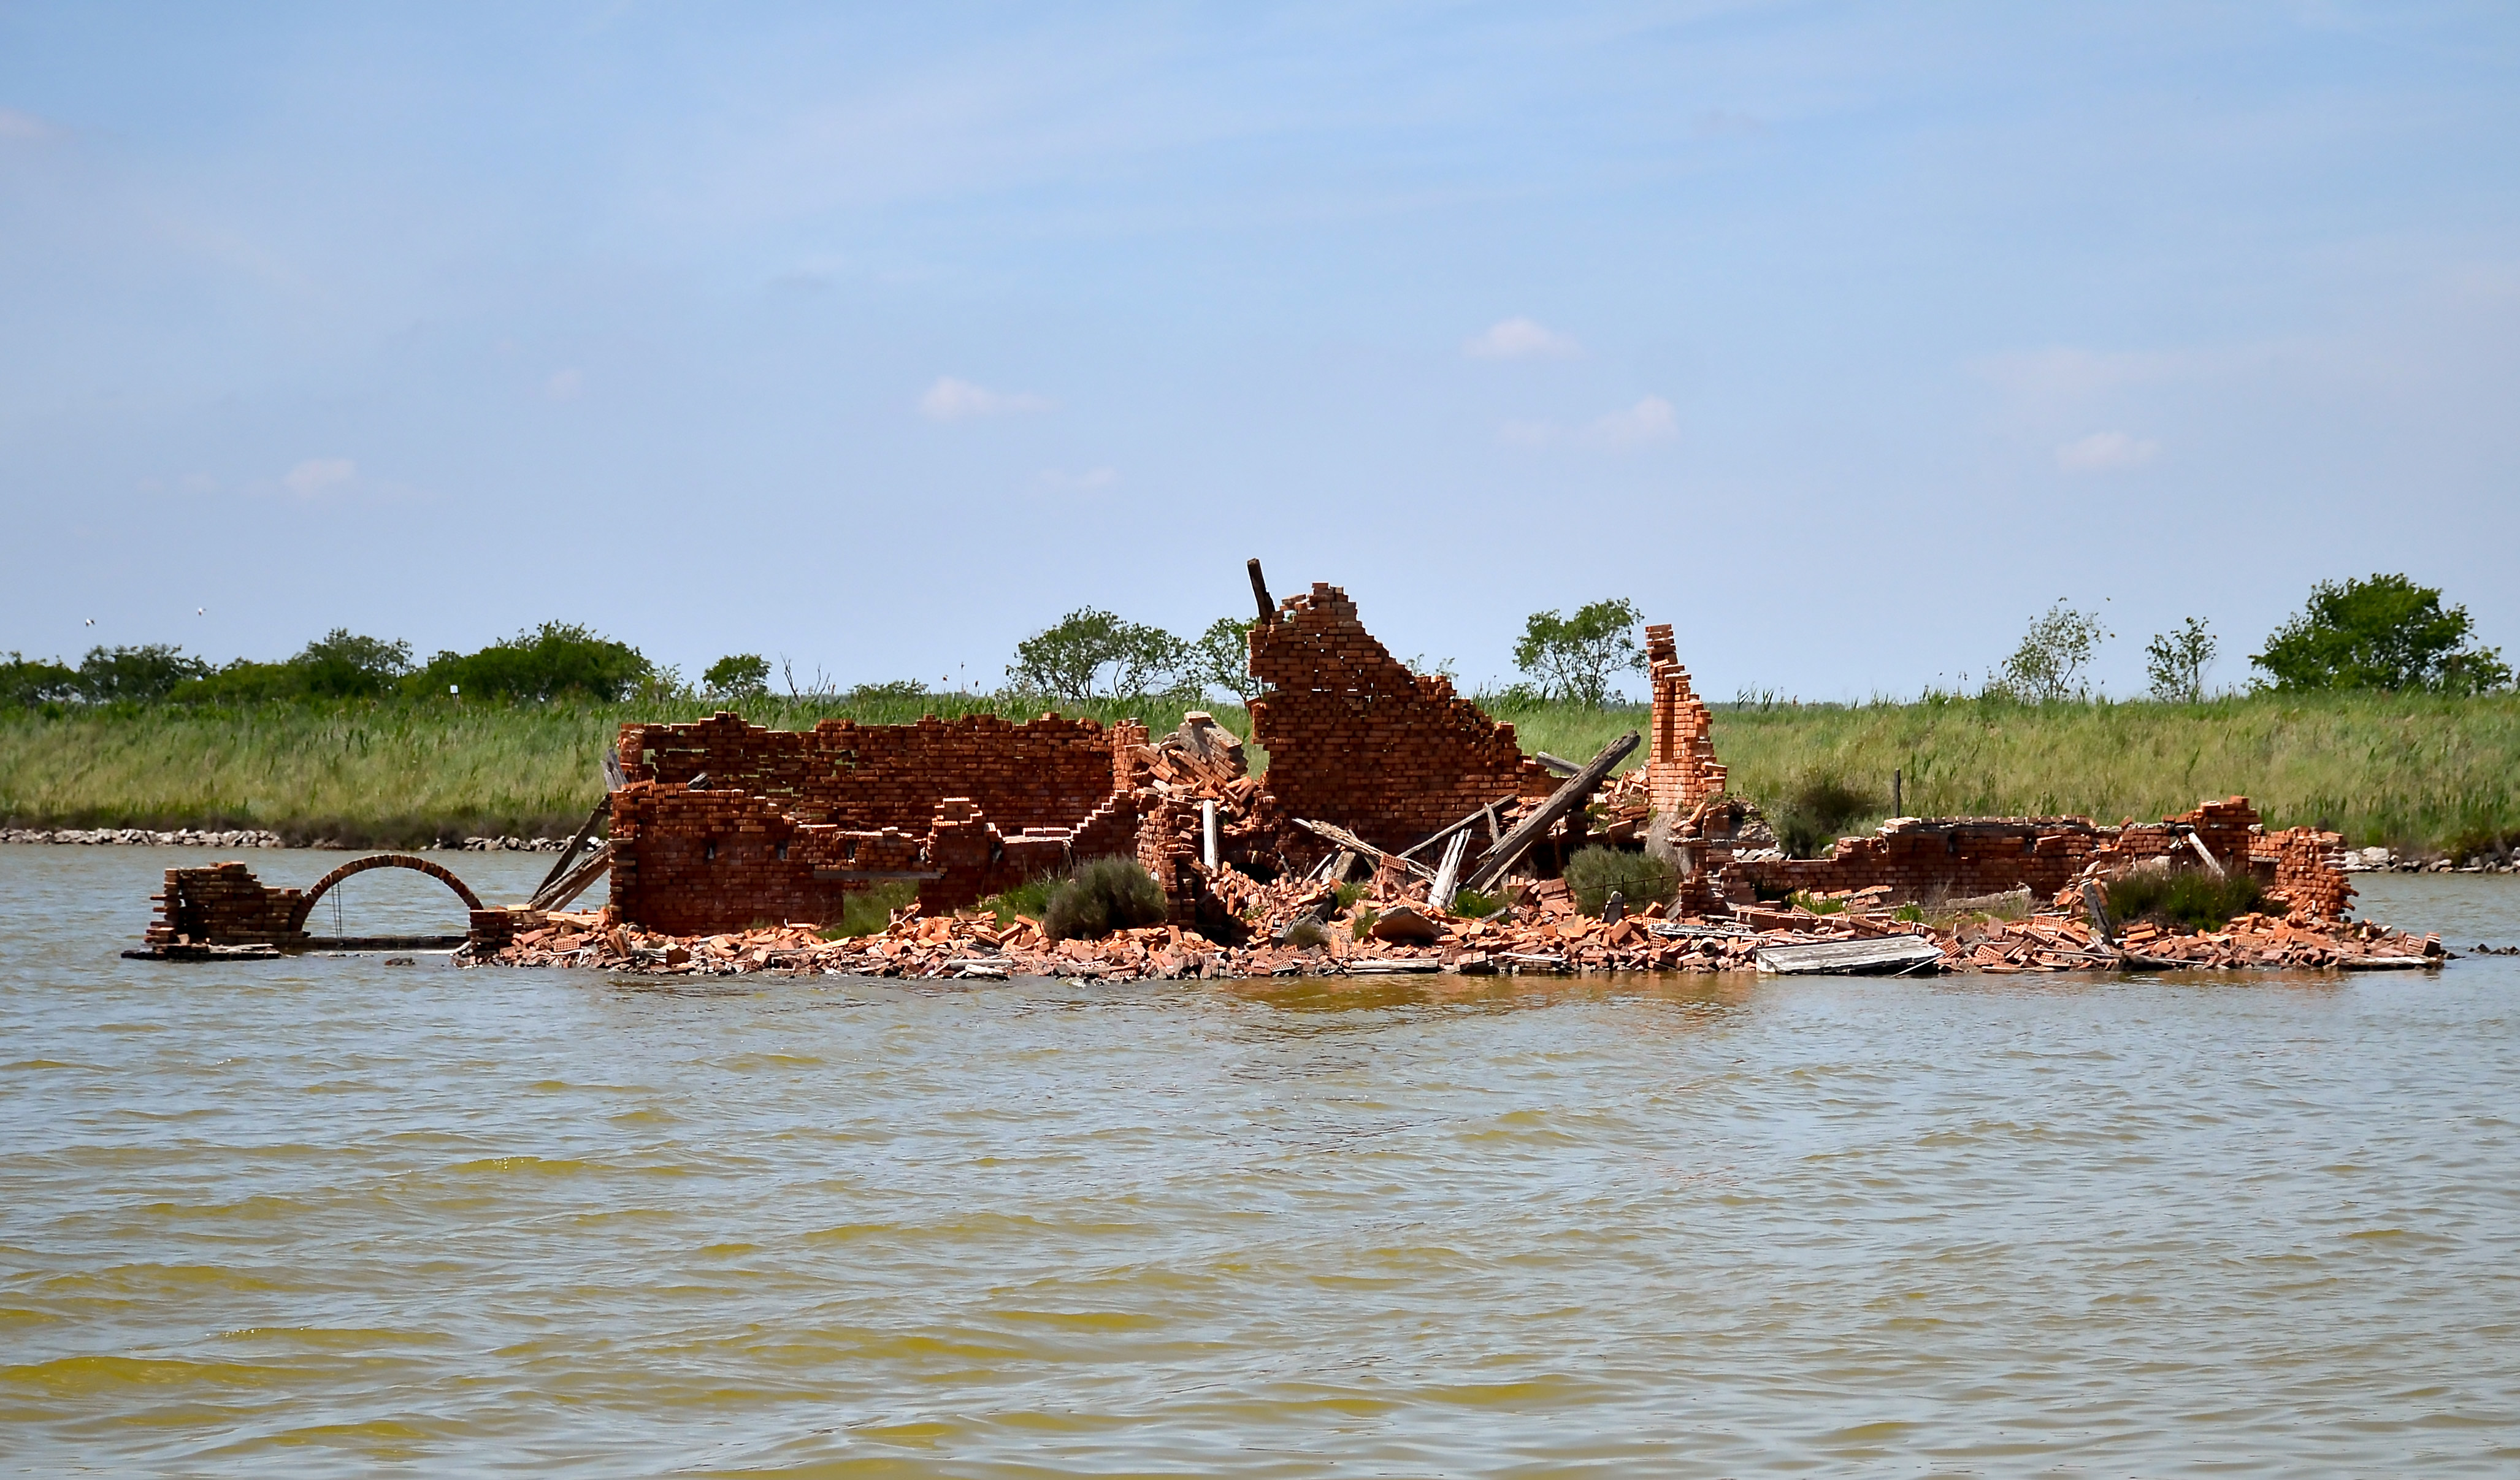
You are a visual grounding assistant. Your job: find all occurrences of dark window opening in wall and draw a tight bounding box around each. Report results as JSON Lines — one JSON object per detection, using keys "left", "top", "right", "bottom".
{"left": 843, "top": 839, "right": 857, "bottom": 862}
{"left": 775, "top": 841, "right": 788, "bottom": 861}
{"left": 703, "top": 840, "right": 718, "bottom": 862}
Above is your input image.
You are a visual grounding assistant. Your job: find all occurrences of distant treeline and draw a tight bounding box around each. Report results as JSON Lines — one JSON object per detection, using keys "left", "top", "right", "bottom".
{"left": 2, "top": 624, "right": 657, "bottom": 708}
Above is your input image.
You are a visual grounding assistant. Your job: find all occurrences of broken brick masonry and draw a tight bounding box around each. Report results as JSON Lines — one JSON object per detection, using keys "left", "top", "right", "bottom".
{"left": 144, "top": 579, "right": 2361, "bottom": 950}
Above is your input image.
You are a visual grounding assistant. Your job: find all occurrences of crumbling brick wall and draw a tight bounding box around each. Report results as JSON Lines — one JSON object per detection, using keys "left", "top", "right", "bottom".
{"left": 147, "top": 863, "right": 306, "bottom": 947}
{"left": 607, "top": 712, "right": 1152, "bottom": 933}
{"left": 1643, "top": 624, "right": 1727, "bottom": 816}
{"left": 1247, "top": 583, "right": 1555, "bottom": 852}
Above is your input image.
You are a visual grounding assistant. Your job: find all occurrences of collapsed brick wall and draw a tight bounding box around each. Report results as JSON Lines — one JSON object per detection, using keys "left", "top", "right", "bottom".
{"left": 1247, "top": 582, "right": 1555, "bottom": 852}
{"left": 1643, "top": 623, "right": 1727, "bottom": 815}
{"left": 1724, "top": 796, "right": 2357, "bottom": 920}
{"left": 147, "top": 863, "right": 305, "bottom": 947}
{"left": 607, "top": 712, "right": 1149, "bottom": 933}
{"left": 620, "top": 712, "right": 1127, "bottom": 834}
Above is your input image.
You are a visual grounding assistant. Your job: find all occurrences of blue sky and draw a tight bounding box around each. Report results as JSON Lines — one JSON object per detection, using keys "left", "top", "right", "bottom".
{"left": 4, "top": 2, "right": 2514, "bottom": 701}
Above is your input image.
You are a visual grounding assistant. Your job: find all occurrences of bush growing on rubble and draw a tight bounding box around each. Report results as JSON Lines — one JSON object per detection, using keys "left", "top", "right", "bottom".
{"left": 1042, "top": 856, "right": 1168, "bottom": 941}
{"left": 1563, "top": 846, "right": 1677, "bottom": 917}
{"left": 2106, "top": 867, "right": 2263, "bottom": 932}
{"left": 1768, "top": 770, "right": 1883, "bottom": 858}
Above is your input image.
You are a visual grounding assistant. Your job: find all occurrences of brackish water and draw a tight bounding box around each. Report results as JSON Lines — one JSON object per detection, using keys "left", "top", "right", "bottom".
{"left": 4, "top": 849, "right": 2518, "bottom": 1476}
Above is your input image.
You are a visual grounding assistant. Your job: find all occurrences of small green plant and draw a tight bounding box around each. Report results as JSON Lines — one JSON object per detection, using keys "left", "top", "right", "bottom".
{"left": 1334, "top": 880, "right": 1368, "bottom": 910}
{"left": 1350, "top": 906, "right": 1381, "bottom": 940}
{"left": 1892, "top": 902, "right": 1924, "bottom": 923}
{"left": 1771, "top": 770, "right": 1882, "bottom": 858}
{"left": 978, "top": 874, "right": 1059, "bottom": 925}
{"left": 1563, "top": 845, "right": 1677, "bottom": 917}
{"left": 1447, "top": 886, "right": 1501, "bottom": 918}
{"left": 2106, "top": 867, "right": 2265, "bottom": 932}
{"left": 822, "top": 880, "right": 917, "bottom": 939}
{"left": 1788, "top": 890, "right": 1847, "bottom": 915}
{"left": 1042, "top": 856, "right": 1168, "bottom": 941}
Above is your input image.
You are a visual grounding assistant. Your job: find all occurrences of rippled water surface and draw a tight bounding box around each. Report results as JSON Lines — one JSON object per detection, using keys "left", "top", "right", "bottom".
{"left": 5, "top": 848, "right": 2519, "bottom": 1476}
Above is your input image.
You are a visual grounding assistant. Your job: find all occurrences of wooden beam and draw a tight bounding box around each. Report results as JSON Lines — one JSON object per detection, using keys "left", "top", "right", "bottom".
{"left": 534, "top": 841, "right": 616, "bottom": 913}
{"left": 1247, "top": 558, "right": 1274, "bottom": 624}
{"left": 1534, "top": 752, "right": 1581, "bottom": 777}
{"left": 1460, "top": 731, "right": 1641, "bottom": 893}
{"left": 1295, "top": 818, "right": 1434, "bottom": 879}
{"left": 1426, "top": 828, "right": 1471, "bottom": 910}
{"left": 1396, "top": 795, "right": 1520, "bottom": 858}
{"left": 531, "top": 796, "right": 611, "bottom": 905}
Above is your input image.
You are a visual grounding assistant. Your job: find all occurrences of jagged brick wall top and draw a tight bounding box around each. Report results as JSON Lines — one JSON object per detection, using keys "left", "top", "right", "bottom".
{"left": 1644, "top": 623, "right": 1727, "bottom": 815}
{"left": 1247, "top": 582, "right": 1553, "bottom": 850}
{"left": 618, "top": 711, "right": 1130, "bottom": 834}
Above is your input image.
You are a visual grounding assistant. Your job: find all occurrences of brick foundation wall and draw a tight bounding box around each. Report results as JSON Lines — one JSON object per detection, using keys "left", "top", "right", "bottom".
{"left": 1247, "top": 583, "right": 1555, "bottom": 852}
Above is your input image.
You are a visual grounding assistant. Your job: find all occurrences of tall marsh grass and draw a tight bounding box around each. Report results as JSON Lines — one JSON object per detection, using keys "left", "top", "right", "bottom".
{"left": 6, "top": 690, "right": 2516, "bottom": 853}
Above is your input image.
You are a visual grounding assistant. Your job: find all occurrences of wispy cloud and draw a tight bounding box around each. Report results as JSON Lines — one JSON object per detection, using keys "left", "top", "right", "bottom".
{"left": 1040, "top": 466, "right": 1116, "bottom": 490}
{"left": 1504, "top": 396, "right": 1679, "bottom": 449}
{"left": 0, "top": 108, "right": 53, "bottom": 141}
{"left": 2055, "top": 430, "right": 2159, "bottom": 472}
{"left": 282, "top": 457, "right": 358, "bottom": 497}
{"left": 1465, "top": 317, "right": 1581, "bottom": 360}
{"left": 920, "top": 375, "right": 1053, "bottom": 421}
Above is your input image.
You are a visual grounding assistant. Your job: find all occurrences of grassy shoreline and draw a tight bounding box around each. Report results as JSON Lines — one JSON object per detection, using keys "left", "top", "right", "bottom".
{"left": 4, "top": 692, "right": 2516, "bottom": 856}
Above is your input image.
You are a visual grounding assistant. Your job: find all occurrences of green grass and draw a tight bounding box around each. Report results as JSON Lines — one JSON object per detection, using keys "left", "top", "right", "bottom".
{"left": 821, "top": 880, "right": 917, "bottom": 939}
{"left": 2107, "top": 868, "right": 2265, "bottom": 932}
{"left": 5, "top": 689, "right": 2518, "bottom": 855}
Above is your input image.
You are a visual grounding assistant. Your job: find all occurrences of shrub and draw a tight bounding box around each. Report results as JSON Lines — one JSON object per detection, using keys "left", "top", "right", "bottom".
{"left": 77, "top": 644, "right": 210, "bottom": 703}
{"left": 1447, "top": 886, "right": 1502, "bottom": 918}
{"left": 2106, "top": 867, "right": 2264, "bottom": 933}
{"left": 1041, "top": 856, "right": 1168, "bottom": 941}
{"left": 1350, "top": 906, "right": 1380, "bottom": 940}
{"left": 1789, "top": 890, "right": 1846, "bottom": 915}
{"left": 1333, "top": 881, "right": 1367, "bottom": 910}
{"left": 2, "top": 652, "right": 80, "bottom": 708}
{"left": 1771, "top": 770, "right": 1882, "bottom": 858}
{"left": 703, "top": 654, "right": 772, "bottom": 698}
{"left": 413, "top": 622, "right": 654, "bottom": 703}
{"left": 1563, "top": 845, "right": 1677, "bottom": 917}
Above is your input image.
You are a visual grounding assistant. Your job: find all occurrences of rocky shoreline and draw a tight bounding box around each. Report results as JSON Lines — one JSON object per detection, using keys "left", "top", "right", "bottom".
{"left": 1, "top": 828, "right": 572, "bottom": 852}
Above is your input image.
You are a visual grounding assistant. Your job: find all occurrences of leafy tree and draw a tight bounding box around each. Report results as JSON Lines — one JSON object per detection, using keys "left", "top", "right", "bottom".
{"left": 2251, "top": 574, "right": 2511, "bottom": 693}
{"left": 2144, "top": 617, "right": 2216, "bottom": 703}
{"left": 703, "top": 653, "right": 772, "bottom": 698}
{"left": 1512, "top": 598, "right": 1645, "bottom": 708}
{"left": 412, "top": 622, "right": 654, "bottom": 702}
{"left": 293, "top": 629, "right": 413, "bottom": 697}
{"left": 1188, "top": 616, "right": 1262, "bottom": 702}
{"left": 1990, "top": 603, "right": 2110, "bottom": 702}
{"left": 76, "top": 644, "right": 210, "bottom": 703}
{"left": 1, "top": 652, "right": 79, "bottom": 708}
{"left": 1006, "top": 608, "right": 1188, "bottom": 701}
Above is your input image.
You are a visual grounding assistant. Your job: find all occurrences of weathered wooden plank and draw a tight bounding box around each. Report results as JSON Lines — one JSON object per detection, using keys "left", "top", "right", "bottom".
{"left": 1460, "top": 731, "right": 1641, "bottom": 893}
{"left": 1425, "top": 829, "right": 1471, "bottom": 909}
{"left": 1755, "top": 934, "right": 1942, "bottom": 975}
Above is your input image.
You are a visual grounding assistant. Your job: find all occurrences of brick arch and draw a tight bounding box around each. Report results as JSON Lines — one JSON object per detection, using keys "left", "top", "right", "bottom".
{"left": 286, "top": 853, "right": 485, "bottom": 933}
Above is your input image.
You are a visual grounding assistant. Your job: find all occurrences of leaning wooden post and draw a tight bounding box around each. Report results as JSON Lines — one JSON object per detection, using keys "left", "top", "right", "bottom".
{"left": 1247, "top": 558, "right": 1274, "bottom": 624}
{"left": 1461, "top": 731, "right": 1641, "bottom": 894}
{"left": 1427, "top": 828, "right": 1471, "bottom": 910}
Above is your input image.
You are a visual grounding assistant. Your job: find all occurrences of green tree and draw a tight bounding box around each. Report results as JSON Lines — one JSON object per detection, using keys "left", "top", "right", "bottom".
{"left": 76, "top": 644, "right": 210, "bottom": 703}
{"left": 2252, "top": 574, "right": 2511, "bottom": 693}
{"left": 2143, "top": 617, "right": 2216, "bottom": 703}
{"left": 1990, "top": 603, "right": 2109, "bottom": 702}
{"left": 293, "top": 629, "right": 413, "bottom": 697}
{"left": 1, "top": 652, "right": 79, "bottom": 708}
{"left": 1512, "top": 598, "right": 1645, "bottom": 708}
{"left": 1006, "top": 609, "right": 1188, "bottom": 701}
{"left": 412, "top": 622, "right": 654, "bottom": 702}
{"left": 703, "top": 653, "right": 772, "bottom": 698}
{"left": 1188, "top": 616, "right": 1261, "bottom": 702}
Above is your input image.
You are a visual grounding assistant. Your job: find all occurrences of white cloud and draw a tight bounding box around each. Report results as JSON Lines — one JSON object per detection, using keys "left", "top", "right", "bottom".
{"left": 0, "top": 108, "right": 53, "bottom": 141}
{"left": 1582, "top": 395, "right": 1677, "bottom": 447}
{"left": 920, "top": 375, "right": 1052, "bottom": 421}
{"left": 1040, "top": 466, "right": 1116, "bottom": 490}
{"left": 2055, "top": 431, "right": 2160, "bottom": 472}
{"left": 283, "top": 457, "right": 357, "bottom": 497}
{"left": 1465, "top": 317, "right": 1581, "bottom": 360}
{"left": 546, "top": 368, "right": 583, "bottom": 400}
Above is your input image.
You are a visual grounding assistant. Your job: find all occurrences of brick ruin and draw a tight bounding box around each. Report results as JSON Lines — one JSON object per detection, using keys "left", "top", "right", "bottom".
{"left": 1246, "top": 582, "right": 1558, "bottom": 851}
{"left": 144, "top": 853, "right": 487, "bottom": 949}
{"left": 581, "top": 575, "right": 2354, "bottom": 936}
